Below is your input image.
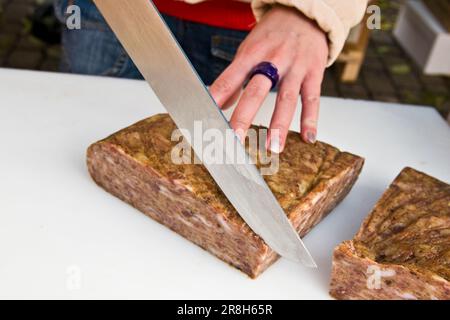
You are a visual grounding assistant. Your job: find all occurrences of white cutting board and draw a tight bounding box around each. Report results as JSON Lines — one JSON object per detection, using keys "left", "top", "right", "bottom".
{"left": 0, "top": 69, "right": 449, "bottom": 299}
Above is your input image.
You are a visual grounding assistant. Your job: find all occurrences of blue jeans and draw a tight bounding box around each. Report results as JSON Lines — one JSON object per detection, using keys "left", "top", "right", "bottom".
{"left": 54, "top": 0, "right": 248, "bottom": 84}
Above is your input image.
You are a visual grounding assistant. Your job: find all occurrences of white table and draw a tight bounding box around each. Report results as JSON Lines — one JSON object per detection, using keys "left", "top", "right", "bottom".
{"left": 0, "top": 68, "right": 449, "bottom": 299}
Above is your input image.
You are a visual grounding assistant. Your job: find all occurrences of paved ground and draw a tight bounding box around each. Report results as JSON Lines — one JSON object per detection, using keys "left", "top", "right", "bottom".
{"left": 0, "top": 0, "right": 449, "bottom": 121}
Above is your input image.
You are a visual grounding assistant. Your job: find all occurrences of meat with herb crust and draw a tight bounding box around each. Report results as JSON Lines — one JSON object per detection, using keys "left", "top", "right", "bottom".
{"left": 330, "top": 168, "right": 450, "bottom": 299}
{"left": 87, "top": 114, "right": 364, "bottom": 278}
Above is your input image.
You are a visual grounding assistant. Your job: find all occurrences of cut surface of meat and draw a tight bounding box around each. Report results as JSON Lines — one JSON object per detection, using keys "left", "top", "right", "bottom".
{"left": 87, "top": 114, "right": 364, "bottom": 278}
{"left": 330, "top": 167, "right": 450, "bottom": 299}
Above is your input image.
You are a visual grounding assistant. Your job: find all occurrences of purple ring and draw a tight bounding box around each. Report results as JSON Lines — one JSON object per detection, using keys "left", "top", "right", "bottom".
{"left": 249, "top": 62, "right": 279, "bottom": 90}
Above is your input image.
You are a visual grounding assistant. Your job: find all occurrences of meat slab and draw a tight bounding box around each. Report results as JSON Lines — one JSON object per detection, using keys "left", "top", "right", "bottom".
{"left": 330, "top": 167, "right": 450, "bottom": 299}
{"left": 87, "top": 114, "right": 364, "bottom": 278}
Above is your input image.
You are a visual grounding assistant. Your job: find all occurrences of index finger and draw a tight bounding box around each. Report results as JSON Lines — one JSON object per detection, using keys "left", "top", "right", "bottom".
{"left": 229, "top": 74, "right": 272, "bottom": 142}
{"left": 209, "top": 59, "right": 251, "bottom": 109}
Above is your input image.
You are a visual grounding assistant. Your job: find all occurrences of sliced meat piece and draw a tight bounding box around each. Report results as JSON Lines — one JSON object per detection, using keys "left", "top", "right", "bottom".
{"left": 330, "top": 168, "right": 450, "bottom": 299}
{"left": 87, "top": 114, "right": 364, "bottom": 278}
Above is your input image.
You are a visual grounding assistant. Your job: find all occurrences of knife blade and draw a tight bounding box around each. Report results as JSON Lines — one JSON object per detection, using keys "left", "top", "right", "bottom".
{"left": 93, "top": 0, "right": 316, "bottom": 267}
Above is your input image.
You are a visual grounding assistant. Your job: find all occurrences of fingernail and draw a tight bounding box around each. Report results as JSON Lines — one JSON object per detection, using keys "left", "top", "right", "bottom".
{"left": 269, "top": 134, "right": 281, "bottom": 154}
{"left": 306, "top": 131, "right": 316, "bottom": 144}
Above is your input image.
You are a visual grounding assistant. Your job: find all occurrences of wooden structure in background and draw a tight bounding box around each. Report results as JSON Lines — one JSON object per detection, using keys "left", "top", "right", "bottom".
{"left": 337, "top": 2, "right": 376, "bottom": 82}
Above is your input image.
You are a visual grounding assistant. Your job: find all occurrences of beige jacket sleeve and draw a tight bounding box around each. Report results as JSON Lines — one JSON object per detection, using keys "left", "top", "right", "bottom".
{"left": 251, "top": 0, "right": 369, "bottom": 66}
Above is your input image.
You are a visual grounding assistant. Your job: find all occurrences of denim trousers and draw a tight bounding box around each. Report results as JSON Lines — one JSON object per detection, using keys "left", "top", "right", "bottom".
{"left": 54, "top": 0, "right": 249, "bottom": 84}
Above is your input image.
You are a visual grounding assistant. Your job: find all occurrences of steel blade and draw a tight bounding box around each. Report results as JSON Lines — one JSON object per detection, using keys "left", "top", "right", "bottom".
{"left": 94, "top": 0, "right": 316, "bottom": 267}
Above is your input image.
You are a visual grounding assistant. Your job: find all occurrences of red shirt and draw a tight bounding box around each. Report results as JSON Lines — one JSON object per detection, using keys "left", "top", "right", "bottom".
{"left": 153, "top": 0, "right": 256, "bottom": 31}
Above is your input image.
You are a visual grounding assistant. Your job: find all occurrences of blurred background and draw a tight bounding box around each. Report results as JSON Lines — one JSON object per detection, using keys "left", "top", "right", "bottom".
{"left": 0, "top": 0, "right": 449, "bottom": 123}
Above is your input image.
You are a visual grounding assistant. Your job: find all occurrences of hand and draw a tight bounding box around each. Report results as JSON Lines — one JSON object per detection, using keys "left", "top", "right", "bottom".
{"left": 210, "top": 5, "right": 328, "bottom": 152}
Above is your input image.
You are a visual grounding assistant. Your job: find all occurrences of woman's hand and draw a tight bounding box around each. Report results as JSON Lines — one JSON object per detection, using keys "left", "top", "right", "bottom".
{"left": 210, "top": 5, "right": 328, "bottom": 152}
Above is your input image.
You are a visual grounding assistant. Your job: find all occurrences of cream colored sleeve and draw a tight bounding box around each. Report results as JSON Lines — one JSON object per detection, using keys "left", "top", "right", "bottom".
{"left": 251, "top": 0, "right": 369, "bottom": 66}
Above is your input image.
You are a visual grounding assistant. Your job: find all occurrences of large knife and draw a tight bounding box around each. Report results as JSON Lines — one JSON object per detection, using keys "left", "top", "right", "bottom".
{"left": 94, "top": 0, "right": 316, "bottom": 267}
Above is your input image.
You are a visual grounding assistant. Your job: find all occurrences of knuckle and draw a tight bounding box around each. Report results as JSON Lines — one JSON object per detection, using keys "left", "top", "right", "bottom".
{"left": 311, "top": 68, "right": 325, "bottom": 82}
{"left": 237, "top": 44, "right": 260, "bottom": 58}
{"left": 302, "top": 78, "right": 322, "bottom": 101}
{"left": 307, "top": 63, "right": 325, "bottom": 78}
{"left": 270, "top": 122, "right": 289, "bottom": 134}
{"left": 232, "top": 118, "right": 250, "bottom": 130}
{"left": 245, "top": 81, "right": 267, "bottom": 98}
{"left": 278, "top": 90, "right": 298, "bottom": 104}
{"left": 267, "top": 51, "right": 288, "bottom": 66}
{"left": 214, "top": 78, "right": 233, "bottom": 94}
{"left": 231, "top": 58, "right": 246, "bottom": 70}
{"left": 288, "top": 69, "right": 305, "bottom": 80}
{"left": 302, "top": 118, "right": 318, "bottom": 127}
{"left": 304, "top": 95, "right": 320, "bottom": 104}
{"left": 313, "top": 48, "right": 328, "bottom": 67}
